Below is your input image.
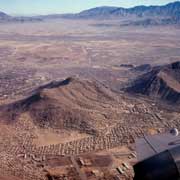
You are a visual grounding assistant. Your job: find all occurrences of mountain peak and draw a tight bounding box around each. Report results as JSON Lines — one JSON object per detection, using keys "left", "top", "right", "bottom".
{"left": 125, "top": 61, "right": 180, "bottom": 104}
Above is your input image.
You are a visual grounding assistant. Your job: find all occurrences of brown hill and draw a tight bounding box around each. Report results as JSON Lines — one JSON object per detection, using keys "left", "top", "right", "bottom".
{"left": 0, "top": 77, "right": 118, "bottom": 135}
{"left": 125, "top": 61, "right": 180, "bottom": 104}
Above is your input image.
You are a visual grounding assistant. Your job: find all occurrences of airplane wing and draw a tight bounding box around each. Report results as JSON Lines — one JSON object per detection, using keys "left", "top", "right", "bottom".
{"left": 134, "top": 131, "right": 180, "bottom": 180}
{"left": 136, "top": 132, "right": 180, "bottom": 161}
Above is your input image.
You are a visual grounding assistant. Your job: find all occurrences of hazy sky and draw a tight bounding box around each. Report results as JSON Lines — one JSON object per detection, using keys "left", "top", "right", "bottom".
{"left": 0, "top": 0, "right": 177, "bottom": 15}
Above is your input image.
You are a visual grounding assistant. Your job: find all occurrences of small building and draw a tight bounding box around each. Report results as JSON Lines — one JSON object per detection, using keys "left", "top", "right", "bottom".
{"left": 116, "top": 167, "right": 124, "bottom": 175}
{"left": 122, "top": 162, "right": 130, "bottom": 170}
{"left": 79, "top": 157, "right": 92, "bottom": 166}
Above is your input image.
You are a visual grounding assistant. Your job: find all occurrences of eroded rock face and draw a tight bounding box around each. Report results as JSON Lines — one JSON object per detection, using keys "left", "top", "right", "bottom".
{"left": 125, "top": 61, "right": 180, "bottom": 104}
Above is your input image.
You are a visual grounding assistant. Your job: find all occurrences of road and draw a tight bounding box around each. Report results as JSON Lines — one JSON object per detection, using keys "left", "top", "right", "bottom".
{"left": 70, "top": 156, "right": 87, "bottom": 180}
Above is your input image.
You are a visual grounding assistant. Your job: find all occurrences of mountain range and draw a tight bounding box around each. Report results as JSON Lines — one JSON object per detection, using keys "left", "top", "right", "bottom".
{"left": 76, "top": 1, "right": 180, "bottom": 19}
{"left": 0, "top": 1, "right": 179, "bottom": 25}
{"left": 0, "top": 12, "right": 42, "bottom": 23}
{"left": 41, "top": 1, "right": 180, "bottom": 26}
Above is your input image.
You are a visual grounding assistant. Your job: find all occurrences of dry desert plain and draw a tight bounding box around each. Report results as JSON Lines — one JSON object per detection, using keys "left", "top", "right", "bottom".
{"left": 0, "top": 19, "right": 179, "bottom": 179}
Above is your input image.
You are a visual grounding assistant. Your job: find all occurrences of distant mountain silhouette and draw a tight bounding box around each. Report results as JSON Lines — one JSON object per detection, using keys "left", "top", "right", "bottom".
{"left": 0, "top": 1, "right": 179, "bottom": 25}
{"left": 125, "top": 62, "right": 180, "bottom": 104}
{"left": 40, "top": 1, "right": 178, "bottom": 26}
{"left": 0, "top": 11, "right": 42, "bottom": 23}
{"left": 0, "top": 11, "right": 11, "bottom": 21}
{"left": 76, "top": 2, "right": 180, "bottom": 19}
{"left": 74, "top": 1, "right": 180, "bottom": 25}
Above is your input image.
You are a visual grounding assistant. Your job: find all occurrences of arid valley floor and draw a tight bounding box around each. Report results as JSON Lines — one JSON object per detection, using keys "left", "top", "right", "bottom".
{"left": 0, "top": 19, "right": 180, "bottom": 180}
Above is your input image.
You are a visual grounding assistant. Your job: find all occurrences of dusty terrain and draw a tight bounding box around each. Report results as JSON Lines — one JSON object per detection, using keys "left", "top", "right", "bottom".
{"left": 0, "top": 19, "right": 179, "bottom": 179}
{"left": 0, "top": 19, "right": 180, "bottom": 101}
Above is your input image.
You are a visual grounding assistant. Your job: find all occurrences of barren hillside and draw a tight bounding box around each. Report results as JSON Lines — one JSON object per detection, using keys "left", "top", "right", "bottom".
{"left": 0, "top": 77, "right": 120, "bottom": 135}
{"left": 125, "top": 61, "right": 180, "bottom": 104}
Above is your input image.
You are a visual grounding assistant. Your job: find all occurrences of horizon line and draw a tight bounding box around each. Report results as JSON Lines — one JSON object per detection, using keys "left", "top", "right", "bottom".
{"left": 1, "top": 1, "right": 179, "bottom": 17}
